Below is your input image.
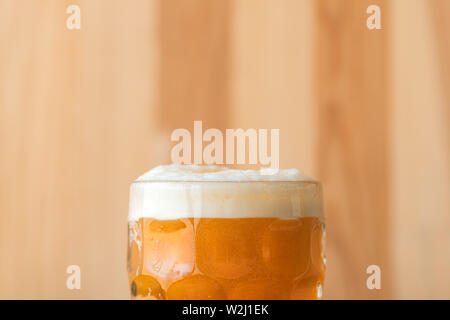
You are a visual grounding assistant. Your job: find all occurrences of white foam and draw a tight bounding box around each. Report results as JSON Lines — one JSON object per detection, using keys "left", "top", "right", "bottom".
{"left": 128, "top": 165, "right": 323, "bottom": 221}
{"left": 135, "top": 164, "right": 312, "bottom": 182}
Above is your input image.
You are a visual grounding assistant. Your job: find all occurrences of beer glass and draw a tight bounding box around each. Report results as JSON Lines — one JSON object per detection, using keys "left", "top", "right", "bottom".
{"left": 127, "top": 165, "right": 325, "bottom": 300}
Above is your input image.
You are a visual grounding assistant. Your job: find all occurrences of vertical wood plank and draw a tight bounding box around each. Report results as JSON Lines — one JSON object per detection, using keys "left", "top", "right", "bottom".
{"left": 315, "top": 0, "right": 391, "bottom": 298}
{"left": 0, "top": 0, "right": 158, "bottom": 298}
{"left": 430, "top": 0, "right": 450, "bottom": 151}
{"left": 158, "top": 0, "right": 230, "bottom": 152}
{"left": 230, "top": 0, "right": 315, "bottom": 173}
{"left": 429, "top": 2, "right": 450, "bottom": 297}
{"left": 392, "top": 0, "right": 450, "bottom": 299}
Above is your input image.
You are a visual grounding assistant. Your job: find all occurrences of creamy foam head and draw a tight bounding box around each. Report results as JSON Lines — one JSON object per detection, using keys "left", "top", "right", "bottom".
{"left": 128, "top": 165, "right": 323, "bottom": 221}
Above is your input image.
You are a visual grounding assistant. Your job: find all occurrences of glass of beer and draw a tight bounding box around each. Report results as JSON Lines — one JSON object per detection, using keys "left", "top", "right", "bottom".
{"left": 127, "top": 165, "right": 325, "bottom": 300}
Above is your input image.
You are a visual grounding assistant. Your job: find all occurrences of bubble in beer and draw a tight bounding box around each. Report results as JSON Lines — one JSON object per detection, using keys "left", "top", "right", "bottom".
{"left": 131, "top": 275, "right": 165, "bottom": 300}
{"left": 141, "top": 218, "right": 195, "bottom": 280}
{"left": 166, "top": 275, "right": 226, "bottom": 300}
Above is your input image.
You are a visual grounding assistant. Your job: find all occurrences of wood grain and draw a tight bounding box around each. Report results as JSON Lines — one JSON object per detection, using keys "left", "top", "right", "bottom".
{"left": 0, "top": 0, "right": 158, "bottom": 299}
{"left": 0, "top": 0, "right": 449, "bottom": 299}
{"left": 430, "top": 0, "right": 450, "bottom": 151}
{"left": 230, "top": 0, "right": 315, "bottom": 173}
{"left": 158, "top": 0, "right": 230, "bottom": 144}
{"left": 391, "top": 0, "right": 450, "bottom": 299}
{"left": 315, "top": 0, "right": 391, "bottom": 299}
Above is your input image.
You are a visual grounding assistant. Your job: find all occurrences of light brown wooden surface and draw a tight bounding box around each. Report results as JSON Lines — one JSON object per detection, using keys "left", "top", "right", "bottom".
{"left": 158, "top": 0, "right": 230, "bottom": 161}
{"left": 391, "top": 0, "right": 450, "bottom": 299}
{"left": 315, "top": 0, "right": 391, "bottom": 299}
{"left": 0, "top": 0, "right": 158, "bottom": 299}
{"left": 0, "top": 0, "right": 449, "bottom": 299}
{"left": 230, "top": 0, "right": 316, "bottom": 173}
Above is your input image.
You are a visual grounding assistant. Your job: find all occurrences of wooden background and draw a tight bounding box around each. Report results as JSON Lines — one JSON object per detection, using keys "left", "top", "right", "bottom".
{"left": 0, "top": 0, "right": 448, "bottom": 299}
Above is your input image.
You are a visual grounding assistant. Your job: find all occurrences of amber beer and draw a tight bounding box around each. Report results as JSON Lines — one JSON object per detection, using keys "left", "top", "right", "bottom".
{"left": 127, "top": 165, "right": 325, "bottom": 300}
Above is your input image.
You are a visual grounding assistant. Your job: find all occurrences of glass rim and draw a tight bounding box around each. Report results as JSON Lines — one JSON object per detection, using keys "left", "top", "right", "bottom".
{"left": 131, "top": 179, "right": 320, "bottom": 184}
